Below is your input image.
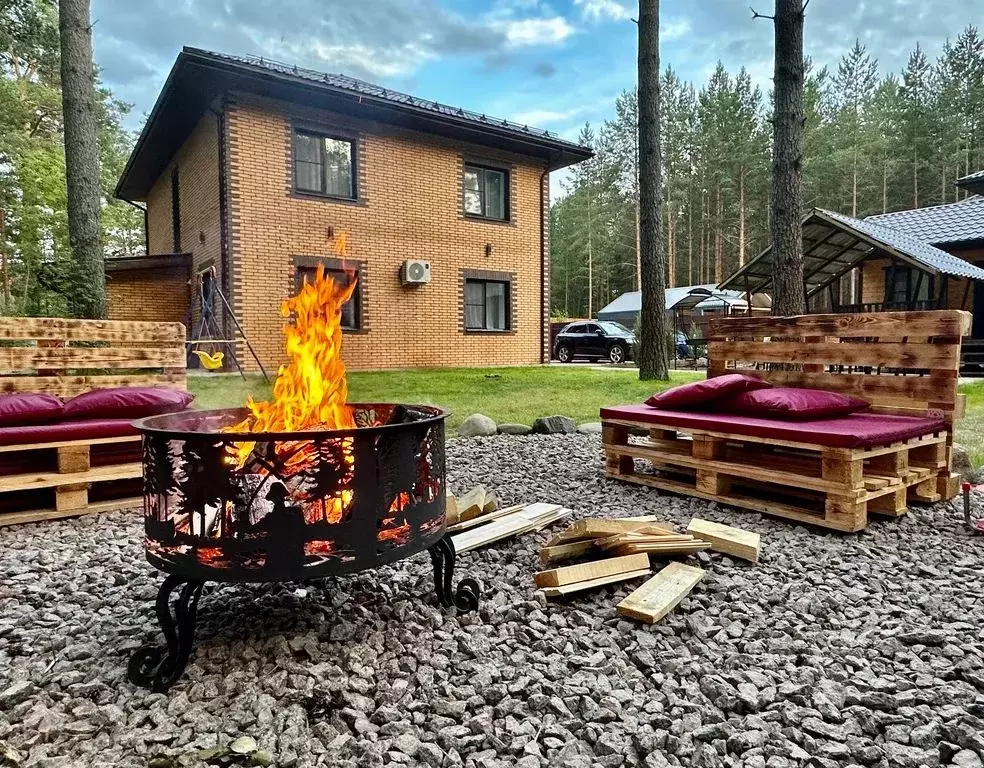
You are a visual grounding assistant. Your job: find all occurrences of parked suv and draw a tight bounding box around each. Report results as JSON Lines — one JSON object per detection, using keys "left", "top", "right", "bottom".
{"left": 554, "top": 321, "right": 635, "bottom": 364}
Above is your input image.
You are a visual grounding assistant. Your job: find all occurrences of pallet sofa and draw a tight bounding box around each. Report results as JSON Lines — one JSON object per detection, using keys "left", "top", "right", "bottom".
{"left": 601, "top": 310, "right": 970, "bottom": 532}
{"left": 0, "top": 317, "right": 187, "bottom": 526}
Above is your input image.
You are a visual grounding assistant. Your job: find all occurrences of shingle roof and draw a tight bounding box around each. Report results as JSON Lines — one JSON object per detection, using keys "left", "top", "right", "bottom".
{"left": 865, "top": 196, "right": 984, "bottom": 245}
{"left": 720, "top": 207, "right": 984, "bottom": 295}
{"left": 823, "top": 209, "right": 984, "bottom": 279}
{"left": 956, "top": 170, "right": 984, "bottom": 196}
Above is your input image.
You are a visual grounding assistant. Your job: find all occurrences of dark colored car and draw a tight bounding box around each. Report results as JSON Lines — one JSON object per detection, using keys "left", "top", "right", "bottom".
{"left": 554, "top": 321, "right": 635, "bottom": 364}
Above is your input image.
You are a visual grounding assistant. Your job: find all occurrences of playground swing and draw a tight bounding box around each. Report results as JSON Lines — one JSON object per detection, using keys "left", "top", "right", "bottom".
{"left": 185, "top": 266, "right": 270, "bottom": 382}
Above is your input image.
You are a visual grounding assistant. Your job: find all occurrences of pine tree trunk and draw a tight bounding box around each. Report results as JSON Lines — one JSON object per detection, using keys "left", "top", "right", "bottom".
{"left": 59, "top": 0, "right": 105, "bottom": 318}
{"left": 738, "top": 170, "right": 746, "bottom": 267}
{"left": 882, "top": 160, "right": 887, "bottom": 213}
{"left": 637, "top": 0, "right": 669, "bottom": 380}
{"left": 699, "top": 190, "right": 706, "bottom": 284}
{"left": 913, "top": 146, "right": 919, "bottom": 208}
{"left": 587, "top": 189, "right": 594, "bottom": 318}
{"left": 851, "top": 147, "right": 858, "bottom": 217}
{"left": 769, "top": 0, "right": 806, "bottom": 316}
{"left": 687, "top": 174, "right": 694, "bottom": 285}
{"left": 668, "top": 205, "right": 677, "bottom": 288}
{"left": 635, "top": 190, "right": 642, "bottom": 290}
{"left": 714, "top": 188, "right": 723, "bottom": 283}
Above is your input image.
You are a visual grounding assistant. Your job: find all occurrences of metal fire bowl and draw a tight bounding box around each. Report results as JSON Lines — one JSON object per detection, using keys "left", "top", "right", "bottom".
{"left": 134, "top": 404, "right": 449, "bottom": 583}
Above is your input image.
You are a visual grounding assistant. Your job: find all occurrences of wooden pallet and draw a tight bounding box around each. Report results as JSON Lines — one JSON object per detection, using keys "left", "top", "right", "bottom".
{"left": 603, "top": 424, "right": 951, "bottom": 532}
{"left": 602, "top": 310, "right": 970, "bottom": 533}
{"left": 0, "top": 317, "right": 186, "bottom": 526}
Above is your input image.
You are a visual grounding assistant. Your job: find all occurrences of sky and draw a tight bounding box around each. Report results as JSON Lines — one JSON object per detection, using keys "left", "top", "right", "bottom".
{"left": 91, "top": 0, "right": 983, "bottom": 197}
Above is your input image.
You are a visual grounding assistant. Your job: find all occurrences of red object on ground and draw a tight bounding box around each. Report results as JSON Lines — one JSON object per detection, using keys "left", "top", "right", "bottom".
{"left": 62, "top": 387, "right": 194, "bottom": 421}
{"left": 645, "top": 373, "right": 771, "bottom": 409}
{"left": 715, "top": 387, "right": 870, "bottom": 420}
{"left": 0, "top": 418, "right": 138, "bottom": 448}
{"left": 599, "top": 404, "right": 946, "bottom": 450}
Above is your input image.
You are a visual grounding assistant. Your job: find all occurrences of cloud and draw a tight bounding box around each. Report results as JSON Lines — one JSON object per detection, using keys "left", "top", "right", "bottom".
{"left": 510, "top": 108, "right": 581, "bottom": 125}
{"left": 533, "top": 61, "right": 557, "bottom": 78}
{"left": 574, "top": 0, "right": 632, "bottom": 22}
{"left": 497, "top": 16, "right": 575, "bottom": 47}
{"left": 662, "top": 17, "right": 692, "bottom": 41}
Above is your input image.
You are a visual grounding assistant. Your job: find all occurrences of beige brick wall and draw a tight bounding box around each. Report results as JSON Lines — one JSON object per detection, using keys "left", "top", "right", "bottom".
{"left": 106, "top": 266, "right": 190, "bottom": 324}
{"left": 138, "top": 114, "right": 223, "bottom": 333}
{"left": 225, "top": 97, "right": 549, "bottom": 372}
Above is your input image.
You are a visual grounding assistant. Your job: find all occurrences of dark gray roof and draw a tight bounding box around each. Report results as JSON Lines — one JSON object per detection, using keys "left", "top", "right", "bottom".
{"left": 865, "top": 196, "right": 984, "bottom": 246}
{"left": 117, "top": 48, "right": 592, "bottom": 200}
{"left": 720, "top": 208, "right": 984, "bottom": 296}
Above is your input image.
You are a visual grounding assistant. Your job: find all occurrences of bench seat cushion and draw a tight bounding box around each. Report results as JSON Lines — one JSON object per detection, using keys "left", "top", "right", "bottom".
{"left": 599, "top": 404, "right": 946, "bottom": 450}
{"left": 0, "top": 418, "right": 139, "bottom": 448}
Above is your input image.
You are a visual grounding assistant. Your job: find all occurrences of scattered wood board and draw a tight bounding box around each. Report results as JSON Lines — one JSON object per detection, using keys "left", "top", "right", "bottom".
{"left": 686, "top": 518, "right": 761, "bottom": 563}
{"left": 457, "top": 486, "right": 489, "bottom": 521}
{"left": 539, "top": 568, "right": 651, "bottom": 599}
{"left": 534, "top": 553, "right": 650, "bottom": 588}
{"left": 445, "top": 493, "right": 460, "bottom": 526}
{"left": 616, "top": 562, "right": 705, "bottom": 624}
{"left": 547, "top": 518, "right": 675, "bottom": 546}
{"left": 446, "top": 504, "right": 525, "bottom": 533}
{"left": 539, "top": 539, "right": 599, "bottom": 566}
{"left": 451, "top": 503, "right": 570, "bottom": 553}
{"left": 607, "top": 541, "right": 709, "bottom": 557}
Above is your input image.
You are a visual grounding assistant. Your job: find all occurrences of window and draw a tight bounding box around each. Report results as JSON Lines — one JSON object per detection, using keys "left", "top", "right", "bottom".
{"left": 465, "top": 279, "right": 509, "bottom": 331}
{"left": 296, "top": 265, "right": 361, "bottom": 330}
{"left": 884, "top": 266, "right": 932, "bottom": 307}
{"left": 566, "top": 324, "right": 586, "bottom": 334}
{"left": 463, "top": 164, "right": 508, "bottom": 220}
{"left": 293, "top": 130, "right": 356, "bottom": 199}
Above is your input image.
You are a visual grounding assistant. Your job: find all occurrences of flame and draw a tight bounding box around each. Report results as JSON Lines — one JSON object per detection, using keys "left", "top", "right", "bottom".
{"left": 226, "top": 264, "right": 356, "bottom": 465}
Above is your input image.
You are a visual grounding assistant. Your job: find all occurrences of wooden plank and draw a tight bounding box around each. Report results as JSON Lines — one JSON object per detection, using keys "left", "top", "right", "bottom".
{"left": 606, "top": 469, "right": 866, "bottom": 532}
{"left": 937, "top": 472, "right": 960, "bottom": 500}
{"left": 539, "top": 568, "right": 651, "bottom": 598}
{"left": 57, "top": 445, "right": 90, "bottom": 474}
{"left": 0, "top": 346, "right": 186, "bottom": 370}
{"left": 457, "top": 486, "right": 488, "bottom": 521}
{"left": 708, "top": 341, "right": 959, "bottom": 370}
{"left": 548, "top": 518, "right": 675, "bottom": 546}
{"left": 445, "top": 493, "right": 459, "bottom": 526}
{"left": 868, "top": 486, "right": 907, "bottom": 516}
{"left": 0, "top": 434, "right": 140, "bottom": 454}
{"left": 451, "top": 503, "right": 570, "bottom": 553}
{"left": 0, "top": 372, "right": 186, "bottom": 396}
{"left": 607, "top": 541, "right": 710, "bottom": 557}
{"left": 0, "top": 462, "right": 142, "bottom": 492}
{"left": 444, "top": 504, "right": 525, "bottom": 533}
{"left": 707, "top": 310, "right": 971, "bottom": 340}
{"left": 0, "top": 496, "right": 142, "bottom": 527}
{"left": 540, "top": 539, "right": 598, "bottom": 565}
{"left": 534, "top": 553, "right": 650, "bottom": 588}
{"left": 0, "top": 318, "right": 186, "bottom": 343}
{"left": 616, "top": 562, "right": 705, "bottom": 624}
{"left": 686, "top": 518, "right": 761, "bottom": 563}
{"left": 821, "top": 453, "right": 863, "bottom": 487}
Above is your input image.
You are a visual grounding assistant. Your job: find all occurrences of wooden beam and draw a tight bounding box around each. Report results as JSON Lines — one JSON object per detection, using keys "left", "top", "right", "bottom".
{"left": 534, "top": 553, "right": 650, "bottom": 588}
{"left": 686, "top": 518, "right": 761, "bottom": 563}
{"left": 616, "top": 562, "right": 705, "bottom": 624}
{"left": 539, "top": 568, "right": 651, "bottom": 598}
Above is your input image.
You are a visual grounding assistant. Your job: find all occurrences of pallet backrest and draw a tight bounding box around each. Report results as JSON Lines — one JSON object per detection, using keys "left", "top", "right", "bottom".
{"left": 0, "top": 317, "right": 187, "bottom": 398}
{"left": 707, "top": 310, "right": 971, "bottom": 424}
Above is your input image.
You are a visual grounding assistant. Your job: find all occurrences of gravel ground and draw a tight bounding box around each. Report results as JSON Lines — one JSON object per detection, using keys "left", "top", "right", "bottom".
{"left": 2, "top": 435, "right": 984, "bottom": 768}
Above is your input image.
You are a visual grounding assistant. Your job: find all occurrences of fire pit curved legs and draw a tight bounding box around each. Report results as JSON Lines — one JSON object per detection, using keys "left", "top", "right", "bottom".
{"left": 428, "top": 536, "right": 481, "bottom": 613}
{"left": 128, "top": 575, "right": 206, "bottom": 693}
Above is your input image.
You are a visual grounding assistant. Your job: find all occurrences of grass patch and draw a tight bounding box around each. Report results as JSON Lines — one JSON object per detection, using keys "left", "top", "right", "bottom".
{"left": 187, "top": 366, "right": 703, "bottom": 429}
{"left": 188, "top": 368, "right": 984, "bottom": 466}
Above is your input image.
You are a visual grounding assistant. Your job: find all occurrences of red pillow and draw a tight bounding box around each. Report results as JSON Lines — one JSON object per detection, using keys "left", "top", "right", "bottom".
{"left": 646, "top": 374, "right": 772, "bottom": 410}
{"left": 716, "top": 387, "right": 870, "bottom": 420}
{"left": 0, "top": 392, "right": 64, "bottom": 427}
{"left": 63, "top": 387, "right": 194, "bottom": 421}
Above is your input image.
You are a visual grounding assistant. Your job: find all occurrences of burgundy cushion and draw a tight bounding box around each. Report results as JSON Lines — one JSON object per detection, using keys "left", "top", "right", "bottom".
{"left": 0, "top": 419, "right": 139, "bottom": 448}
{"left": 0, "top": 392, "right": 64, "bottom": 427}
{"left": 715, "top": 387, "right": 870, "bottom": 421}
{"left": 63, "top": 387, "right": 193, "bottom": 421}
{"left": 599, "top": 404, "right": 945, "bottom": 450}
{"left": 645, "top": 374, "right": 771, "bottom": 410}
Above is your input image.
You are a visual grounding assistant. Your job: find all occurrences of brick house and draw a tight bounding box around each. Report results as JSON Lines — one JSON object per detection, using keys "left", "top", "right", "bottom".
{"left": 111, "top": 47, "right": 591, "bottom": 372}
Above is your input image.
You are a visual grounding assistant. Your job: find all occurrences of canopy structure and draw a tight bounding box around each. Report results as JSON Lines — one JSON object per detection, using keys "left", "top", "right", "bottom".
{"left": 598, "top": 285, "right": 761, "bottom": 326}
{"left": 720, "top": 208, "right": 984, "bottom": 299}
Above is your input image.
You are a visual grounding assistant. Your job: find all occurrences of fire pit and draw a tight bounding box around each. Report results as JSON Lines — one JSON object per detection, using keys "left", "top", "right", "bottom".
{"left": 128, "top": 403, "right": 479, "bottom": 691}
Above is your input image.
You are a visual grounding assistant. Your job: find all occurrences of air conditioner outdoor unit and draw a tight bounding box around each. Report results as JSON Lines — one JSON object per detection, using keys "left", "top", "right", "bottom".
{"left": 401, "top": 259, "right": 431, "bottom": 285}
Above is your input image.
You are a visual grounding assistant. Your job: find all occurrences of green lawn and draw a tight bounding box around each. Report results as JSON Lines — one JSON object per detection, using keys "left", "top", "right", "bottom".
{"left": 188, "top": 366, "right": 703, "bottom": 429}
{"left": 188, "top": 367, "right": 984, "bottom": 466}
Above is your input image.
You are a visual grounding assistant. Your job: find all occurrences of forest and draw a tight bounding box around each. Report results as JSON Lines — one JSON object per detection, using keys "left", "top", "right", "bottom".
{"left": 550, "top": 26, "right": 984, "bottom": 319}
{"left": 0, "top": 0, "right": 142, "bottom": 318}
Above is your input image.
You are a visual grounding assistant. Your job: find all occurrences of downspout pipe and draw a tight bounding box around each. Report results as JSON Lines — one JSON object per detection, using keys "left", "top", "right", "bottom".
{"left": 121, "top": 198, "right": 149, "bottom": 255}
